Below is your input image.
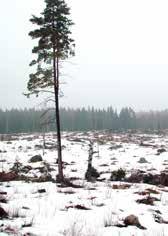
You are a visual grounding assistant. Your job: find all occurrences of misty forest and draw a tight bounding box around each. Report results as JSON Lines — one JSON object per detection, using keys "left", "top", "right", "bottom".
{"left": 1, "top": 107, "right": 168, "bottom": 133}
{"left": 0, "top": 0, "right": 168, "bottom": 236}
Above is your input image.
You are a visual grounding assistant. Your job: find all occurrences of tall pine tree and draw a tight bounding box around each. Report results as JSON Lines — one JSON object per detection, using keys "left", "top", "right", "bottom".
{"left": 26, "top": 0, "right": 75, "bottom": 182}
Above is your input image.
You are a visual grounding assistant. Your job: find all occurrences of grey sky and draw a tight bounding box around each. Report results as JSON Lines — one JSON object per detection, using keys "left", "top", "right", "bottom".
{"left": 0, "top": 0, "right": 168, "bottom": 111}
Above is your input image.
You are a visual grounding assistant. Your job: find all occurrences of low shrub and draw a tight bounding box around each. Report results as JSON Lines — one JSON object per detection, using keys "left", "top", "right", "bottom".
{"left": 110, "top": 168, "right": 126, "bottom": 181}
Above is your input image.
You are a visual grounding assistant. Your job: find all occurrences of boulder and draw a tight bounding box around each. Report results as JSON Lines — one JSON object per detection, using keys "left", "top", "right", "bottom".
{"left": 124, "top": 214, "right": 140, "bottom": 226}
{"left": 29, "top": 155, "right": 43, "bottom": 163}
{"left": 124, "top": 214, "right": 146, "bottom": 229}
{"left": 157, "top": 148, "right": 166, "bottom": 155}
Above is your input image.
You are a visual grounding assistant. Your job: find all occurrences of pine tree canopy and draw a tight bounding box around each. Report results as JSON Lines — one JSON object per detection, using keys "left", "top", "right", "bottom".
{"left": 27, "top": 0, "right": 75, "bottom": 95}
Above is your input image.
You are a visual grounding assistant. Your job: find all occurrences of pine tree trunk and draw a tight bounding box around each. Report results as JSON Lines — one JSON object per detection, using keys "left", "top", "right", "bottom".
{"left": 53, "top": 50, "right": 64, "bottom": 182}
{"left": 55, "top": 90, "right": 64, "bottom": 181}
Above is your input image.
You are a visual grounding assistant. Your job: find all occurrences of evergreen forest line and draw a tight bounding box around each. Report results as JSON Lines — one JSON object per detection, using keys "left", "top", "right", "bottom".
{"left": 0, "top": 107, "right": 168, "bottom": 134}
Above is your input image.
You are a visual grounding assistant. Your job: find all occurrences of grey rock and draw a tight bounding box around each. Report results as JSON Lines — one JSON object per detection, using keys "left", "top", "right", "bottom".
{"left": 29, "top": 155, "right": 43, "bottom": 163}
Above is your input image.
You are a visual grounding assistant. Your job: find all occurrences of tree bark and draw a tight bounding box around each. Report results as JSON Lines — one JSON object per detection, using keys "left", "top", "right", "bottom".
{"left": 53, "top": 48, "right": 64, "bottom": 182}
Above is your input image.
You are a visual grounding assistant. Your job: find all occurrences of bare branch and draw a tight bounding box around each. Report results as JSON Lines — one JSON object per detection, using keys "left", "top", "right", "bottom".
{"left": 40, "top": 108, "right": 54, "bottom": 119}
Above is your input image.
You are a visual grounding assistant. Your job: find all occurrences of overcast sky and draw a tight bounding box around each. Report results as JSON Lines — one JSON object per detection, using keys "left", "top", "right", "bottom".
{"left": 0, "top": 0, "right": 168, "bottom": 111}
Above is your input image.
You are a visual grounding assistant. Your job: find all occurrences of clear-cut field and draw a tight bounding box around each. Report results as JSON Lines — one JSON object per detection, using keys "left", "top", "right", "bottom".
{"left": 0, "top": 131, "right": 168, "bottom": 236}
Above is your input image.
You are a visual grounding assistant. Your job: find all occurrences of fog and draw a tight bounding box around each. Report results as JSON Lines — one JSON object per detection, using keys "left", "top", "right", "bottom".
{"left": 0, "top": 0, "right": 168, "bottom": 111}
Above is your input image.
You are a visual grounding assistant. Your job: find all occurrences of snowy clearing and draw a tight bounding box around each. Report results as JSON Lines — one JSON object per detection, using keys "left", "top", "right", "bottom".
{"left": 0, "top": 131, "right": 168, "bottom": 236}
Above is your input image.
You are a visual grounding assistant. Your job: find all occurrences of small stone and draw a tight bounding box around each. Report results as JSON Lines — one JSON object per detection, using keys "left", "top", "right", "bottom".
{"left": 38, "top": 189, "right": 46, "bottom": 193}
{"left": 138, "top": 157, "right": 148, "bottom": 164}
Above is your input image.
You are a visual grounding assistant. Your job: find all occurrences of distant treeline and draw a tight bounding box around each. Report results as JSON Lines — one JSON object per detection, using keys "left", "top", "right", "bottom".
{"left": 0, "top": 107, "right": 168, "bottom": 133}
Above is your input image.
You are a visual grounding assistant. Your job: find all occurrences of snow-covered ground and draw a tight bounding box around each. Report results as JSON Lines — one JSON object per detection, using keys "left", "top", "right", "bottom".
{"left": 0, "top": 131, "right": 168, "bottom": 236}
